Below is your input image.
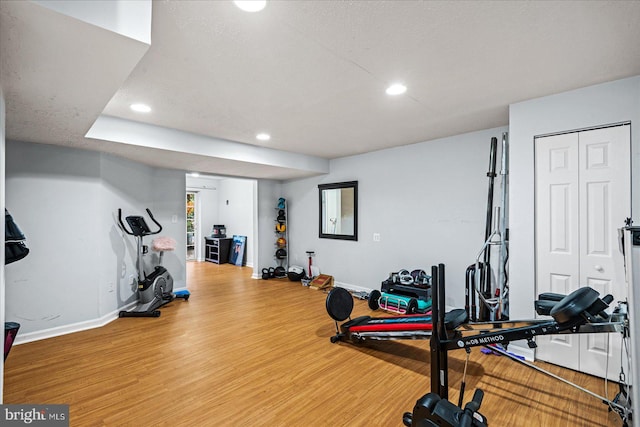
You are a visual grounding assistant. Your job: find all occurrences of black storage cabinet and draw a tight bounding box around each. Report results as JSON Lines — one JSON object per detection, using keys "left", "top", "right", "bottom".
{"left": 204, "top": 237, "right": 232, "bottom": 264}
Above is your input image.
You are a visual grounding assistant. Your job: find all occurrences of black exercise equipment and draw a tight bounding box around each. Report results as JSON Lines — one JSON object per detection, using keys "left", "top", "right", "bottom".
{"left": 479, "top": 137, "right": 498, "bottom": 321}
{"left": 467, "top": 134, "right": 510, "bottom": 323}
{"left": 372, "top": 271, "right": 432, "bottom": 314}
{"left": 118, "top": 208, "right": 188, "bottom": 317}
{"left": 325, "top": 264, "right": 630, "bottom": 424}
{"left": 326, "top": 286, "right": 464, "bottom": 344}
{"left": 403, "top": 389, "right": 487, "bottom": 427}
{"left": 261, "top": 267, "right": 276, "bottom": 280}
{"left": 5, "top": 209, "right": 29, "bottom": 265}
{"left": 405, "top": 263, "right": 631, "bottom": 426}
{"left": 287, "top": 266, "right": 305, "bottom": 281}
{"left": 410, "top": 269, "right": 431, "bottom": 286}
{"left": 274, "top": 266, "right": 287, "bottom": 278}
{"left": 4, "top": 322, "right": 20, "bottom": 361}
{"left": 327, "top": 287, "right": 433, "bottom": 343}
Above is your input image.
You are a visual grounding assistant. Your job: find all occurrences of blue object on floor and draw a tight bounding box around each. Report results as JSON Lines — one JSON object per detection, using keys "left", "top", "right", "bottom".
{"left": 175, "top": 290, "right": 190, "bottom": 297}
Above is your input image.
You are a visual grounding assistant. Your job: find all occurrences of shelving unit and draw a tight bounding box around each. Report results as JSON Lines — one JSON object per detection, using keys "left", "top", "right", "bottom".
{"left": 275, "top": 198, "right": 289, "bottom": 274}
{"left": 204, "top": 237, "right": 232, "bottom": 264}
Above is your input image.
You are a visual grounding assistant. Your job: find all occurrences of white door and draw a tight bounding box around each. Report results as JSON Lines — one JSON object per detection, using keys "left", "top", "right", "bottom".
{"left": 535, "top": 124, "right": 630, "bottom": 379}
{"left": 535, "top": 132, "right": 581, "bottom": 371}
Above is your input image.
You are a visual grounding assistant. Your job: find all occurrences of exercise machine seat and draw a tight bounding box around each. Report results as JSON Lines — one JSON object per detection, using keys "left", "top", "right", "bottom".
{"left": 444, "top": 309, "right": 468, "bottom": 330}
{"left": 535, "top": 292, "right": 566, "bottom": 316}
{"left": 550, "top": 287, "right": 599, "bottom": 325}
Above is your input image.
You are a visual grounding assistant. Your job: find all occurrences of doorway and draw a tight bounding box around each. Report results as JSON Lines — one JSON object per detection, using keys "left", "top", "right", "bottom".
{"left": 186, "top": 191, "right": 197, "bottom": 261}
{"left": 185, "top": 175, "right": 257, "bottom": 269}
{"left": 534, "top": 123, "right": 630, "bottom": 379}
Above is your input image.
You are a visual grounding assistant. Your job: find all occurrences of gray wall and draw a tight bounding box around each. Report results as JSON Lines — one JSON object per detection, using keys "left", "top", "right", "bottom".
{"left": 256, "top": 180, "right": 283, "bottom": 277}
{"left": 509, "top": 75, "right": 640, "bottom": 355}
{"left": 282, "top": 126, "right": 507, "bottom": 307}
{"left": 219, "top": 178, "right": 256, "bottom": 267}
{"left": 5, "top": 141, "right": 186, "bottom": 342}
{"left": 1, "top": 90, "right": 6, "bottom": 399}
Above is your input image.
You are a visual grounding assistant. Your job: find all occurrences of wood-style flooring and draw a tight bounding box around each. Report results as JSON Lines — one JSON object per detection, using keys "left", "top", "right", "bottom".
{"left": 3, "top": 262, "right": 624, "bottom": 426}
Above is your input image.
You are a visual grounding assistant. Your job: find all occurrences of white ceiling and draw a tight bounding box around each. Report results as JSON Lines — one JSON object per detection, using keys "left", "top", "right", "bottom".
{"left": 2, "top": 1, "right": 640, "bottom": 180}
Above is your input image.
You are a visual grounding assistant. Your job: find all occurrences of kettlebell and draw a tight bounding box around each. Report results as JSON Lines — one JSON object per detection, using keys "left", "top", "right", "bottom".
{"left": 262, "top": 268, "right": 270, "bottom": 280}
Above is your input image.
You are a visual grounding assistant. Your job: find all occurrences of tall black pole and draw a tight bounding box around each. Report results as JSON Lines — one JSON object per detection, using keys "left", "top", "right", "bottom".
{"left": 430, "top": 264, "right": 449, "bottom": 399}
{"left": 481, "top": 137, "right": 498, "bottom": 320}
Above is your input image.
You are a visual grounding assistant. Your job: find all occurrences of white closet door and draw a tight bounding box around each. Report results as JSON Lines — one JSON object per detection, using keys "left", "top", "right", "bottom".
{"left": 535, "top": 124, "right": 630, "bottom": 379}
{"left": 578, "top": 125, "right": 630, "bottom": 379}
{"left": 535, "top": 132, "right": 580, "bottom": 371}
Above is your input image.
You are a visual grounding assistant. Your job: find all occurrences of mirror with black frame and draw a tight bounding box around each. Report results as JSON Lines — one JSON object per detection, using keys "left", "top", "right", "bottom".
{"left": 318, "top": 181, "right": 358, "bottom": 241}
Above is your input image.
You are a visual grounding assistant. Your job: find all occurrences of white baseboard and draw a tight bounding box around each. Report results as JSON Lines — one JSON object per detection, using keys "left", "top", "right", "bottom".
{"left": 334, "top": 281, "right": 374, "bottom": 294}
{"left": 13, "top": 288, "right": 192, "bottom": 345}
{"left": 502, "top": 342, "right": 535, "bottom": 361}
{"left": 13, "top": 301, "right": 138, "bottom": 346}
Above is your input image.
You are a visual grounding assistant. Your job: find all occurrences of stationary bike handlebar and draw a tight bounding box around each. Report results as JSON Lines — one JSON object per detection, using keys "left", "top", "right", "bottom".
{"left": 144, "top": 208, "right": 163, "bottom": 234}
{"left": 118, "top": 208, "right": 163, "bottom": 236}
{"left": 117, "top": 208, "right": 129, "bottom": 234}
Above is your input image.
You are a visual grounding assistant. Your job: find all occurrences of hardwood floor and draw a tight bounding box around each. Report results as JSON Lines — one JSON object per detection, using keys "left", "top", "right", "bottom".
{"left": 4, "top": 262, "right": 623, "bottom": 426}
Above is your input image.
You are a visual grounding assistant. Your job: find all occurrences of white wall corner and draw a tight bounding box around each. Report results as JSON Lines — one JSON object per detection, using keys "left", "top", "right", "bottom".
{"left": 33, "top": 0, "right": 152, "bottom": 45}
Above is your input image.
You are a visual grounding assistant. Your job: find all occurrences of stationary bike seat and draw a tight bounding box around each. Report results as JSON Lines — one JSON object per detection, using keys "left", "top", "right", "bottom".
{"left": 152, "top": 236, "right": 176, "bottom": 252}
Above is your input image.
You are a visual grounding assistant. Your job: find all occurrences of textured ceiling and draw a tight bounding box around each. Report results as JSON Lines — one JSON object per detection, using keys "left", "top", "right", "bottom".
{"left": 2, "top": 1, "right": 640, "bottom": 179}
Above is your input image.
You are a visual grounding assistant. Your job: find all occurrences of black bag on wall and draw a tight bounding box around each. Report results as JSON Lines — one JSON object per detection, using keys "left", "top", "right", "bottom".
{"left": 5, "top": 209, "right": 29, "bottom": 265}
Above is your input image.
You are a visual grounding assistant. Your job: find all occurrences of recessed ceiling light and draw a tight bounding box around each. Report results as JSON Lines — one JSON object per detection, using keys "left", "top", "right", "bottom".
{"left": 234, "top": 0, "right": 267, "bottom": 12}
{"left": 130, "top": 103, "right": 151, "bottom": 113}
{"left": 386, "top": 83, "right": 407, "bottom": 96}
{"left": 256, "top": 133, "right": 271, "bottom": 141}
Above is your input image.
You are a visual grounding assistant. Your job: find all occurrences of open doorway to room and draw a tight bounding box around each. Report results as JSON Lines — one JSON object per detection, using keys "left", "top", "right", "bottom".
{"left": 186, "top": 174, "right": 257, "bottom": 270}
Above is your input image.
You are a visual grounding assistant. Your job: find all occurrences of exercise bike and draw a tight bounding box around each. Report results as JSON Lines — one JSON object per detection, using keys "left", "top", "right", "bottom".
{"left": 118, "top": 208, "right": 189, "bottom": 318}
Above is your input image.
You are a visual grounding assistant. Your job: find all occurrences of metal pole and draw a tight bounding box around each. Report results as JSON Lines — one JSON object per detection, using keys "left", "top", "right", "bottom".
{"left": 622, "top": 224, "right": 640, "bottom": 427}
{"left": 498, "top": 132, "right": 509, "bottom": 318}
{"left": 486, "top": 344, "right": 629, "bottom": 413}
{"left": 137, "top": 236, "right": 145, "bottom": 283}
{"left": 481, "top": 137, "right": 498, "bottom": 320}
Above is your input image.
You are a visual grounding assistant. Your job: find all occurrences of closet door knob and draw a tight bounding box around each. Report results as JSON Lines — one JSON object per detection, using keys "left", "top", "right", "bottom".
{"left": 594, "top": 265, "right": 604, "bottom": 272}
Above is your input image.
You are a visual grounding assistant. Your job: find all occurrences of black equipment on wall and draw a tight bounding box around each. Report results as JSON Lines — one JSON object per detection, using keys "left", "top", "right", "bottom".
{"left": 5, "top": 209, "right": 29, "bottom": 265}
{"left": 4, "top": 322, "right": 20, "bottom": 361}
{"left": 466, "top": 133, "right": 510, "bottom": 322}
{"left": 4, "top": 209, "right": 27, "bottom": 362}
